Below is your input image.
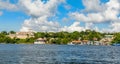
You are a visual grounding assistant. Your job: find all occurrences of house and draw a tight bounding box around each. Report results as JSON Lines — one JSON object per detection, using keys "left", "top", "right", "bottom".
{"left": 92, "top": 37, "right": 101, "bottom": 45}
{"left": 69, "top": 40, "right": 91, "bottom": 45}
{"left": 100, "top": 35, "right": 114, "bottom": 45}
{"left": 94, "top": 41, "right": 101, "bottom": 45}
{"left": 34, "top": 38, "right": 46, "bottom": 44}
{"left": 71, "top": 40, "right": 81, "bottom": 45}
{"left": 82, "top": 40, "right": 89, "bottom": 45}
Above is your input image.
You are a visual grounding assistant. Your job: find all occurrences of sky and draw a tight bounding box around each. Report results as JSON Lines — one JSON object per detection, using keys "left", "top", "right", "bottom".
{"left": 0, "top": 0, "right": 120, "bottom": 33}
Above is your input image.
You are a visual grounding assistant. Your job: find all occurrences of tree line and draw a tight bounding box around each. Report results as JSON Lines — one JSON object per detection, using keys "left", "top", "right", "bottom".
{"left": 0, "top": 30, "right": 120, "bottom": 44}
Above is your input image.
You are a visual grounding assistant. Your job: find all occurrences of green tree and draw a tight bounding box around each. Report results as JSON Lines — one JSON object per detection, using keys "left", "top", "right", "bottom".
{"left": 112, "top": 33, "right": 120, "bottom": 44}
{"left": 51, "top": 38, "right": 61, "bottom": 44}
{"left": 9, "top": 31, "right": 16, "bottom": 34}
{"left": 70, "top": 31, "right": 80, "bottom": 40}
{"left": 1, "top": 31, "right": 8, "bottom": 35}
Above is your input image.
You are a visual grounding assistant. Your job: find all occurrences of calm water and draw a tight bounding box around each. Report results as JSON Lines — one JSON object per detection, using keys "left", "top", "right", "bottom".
{"left": 0, "top": 44, "right": 120, "bottom": 64}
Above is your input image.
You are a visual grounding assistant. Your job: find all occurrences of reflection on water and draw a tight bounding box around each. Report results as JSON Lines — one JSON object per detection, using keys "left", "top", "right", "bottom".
{"left": 0, "top": 44, "right": 120, "bottom": 64}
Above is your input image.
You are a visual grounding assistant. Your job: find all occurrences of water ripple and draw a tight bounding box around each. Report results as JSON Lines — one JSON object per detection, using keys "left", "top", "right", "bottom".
{"left": 0, "top": 44, "right": 120, "bottom": 64}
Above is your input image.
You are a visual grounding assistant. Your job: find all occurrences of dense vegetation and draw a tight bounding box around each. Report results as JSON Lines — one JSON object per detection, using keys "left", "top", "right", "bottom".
{"left": 111, "top": 33, "right": 120, "bottom": 44}
{"left": 0, "top": 31, "right": 35, "bottom": 44}
{"left": 32, "top": 30, "right": 104, "bottom": 44}
{"left": 0, "top": 30, "right": 120, "bottom": 44}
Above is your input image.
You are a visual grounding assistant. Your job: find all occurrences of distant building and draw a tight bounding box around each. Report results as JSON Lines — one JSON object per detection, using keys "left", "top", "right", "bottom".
{"left": 100, "top": 35, "right": 114, "bottom": 45}
{"left": 69, "top": 40, "right": 91, "bottom": 45}
{"left": 71, "top": 40, "right": 81, "bottom": 44}
{"left": 93, "top": 37, "right": 98, "bottom": 41}
{"left": 94, "top": 41, "right": 101, "bottom": 45}
{"left": 8, "top": 32, "right": 34, "bottom": 39}
{"left": 16, "top": 32, "right": 34, "bottom": 39}
{"left": 34, "top": 38, "right": 46, "bottom": 44}
{"left": 82, "top": 40, "right": 89, "bottom": 45}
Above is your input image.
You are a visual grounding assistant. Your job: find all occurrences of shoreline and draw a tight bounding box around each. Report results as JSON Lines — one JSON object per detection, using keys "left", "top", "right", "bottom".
{"left": 0, "top": 43, "right": 115, "bottom": 46}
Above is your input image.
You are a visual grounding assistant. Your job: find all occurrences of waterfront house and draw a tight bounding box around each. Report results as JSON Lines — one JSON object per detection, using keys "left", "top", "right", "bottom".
{"left": 69, "top": 40, "right": 91, "bottom": 45}
{"left": 100, "top": 35, "right": 114, "bottom": 45}
{"left": 82, "top": 40, "right": 89, "bottom": 45}
{"left": 71, "top": 40, "right": 81, "bottom": 45}
{"left": 94, "top": 41, "right": 101, "bottom": 45}
{"left": 92, "top": 37, "right": 101, "bottom": 45}
{"left": 34, "top": 38, "right": 46, "bottom": 44}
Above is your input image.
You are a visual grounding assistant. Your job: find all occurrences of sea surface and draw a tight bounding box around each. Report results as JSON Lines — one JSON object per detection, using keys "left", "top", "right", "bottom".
{"left": 0, "top": 44, "right": 120, "bottom": 64}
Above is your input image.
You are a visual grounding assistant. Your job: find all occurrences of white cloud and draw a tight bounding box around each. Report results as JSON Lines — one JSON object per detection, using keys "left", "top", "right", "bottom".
{"left": 110, "top": 21, "right": 120, "bottom": 33}
{"left": 82, "top": 0, "right": 105, "bottom": 12}
{"left": 69, "top": 12, "right": 105, "bottom": 23}
{"left": 85, "top": 23, "right": 93, "bottom": 29}
{"left": 1, "top": 0, "right": 120, "bottom": 33}
{"left": 60, "top": 22, "right": 85, "bottom": 32}
{"left": 18, "top": 0, "right": 65, "bottom": 17}
{"left": 20, "top": 17, "right": 60, "bottom": 32}
{"left": 20, "top": 0, "right": 65, "bottom": 32}
{"left": 60, "top": 22, "right": 101, "bottom": 32}
{"left": 69, "top": 0, "right": 120, "bottom": 23}
{"left": 0, "top": 0, "right": 18, "bottom": 11}
{"left": 0, "top": 0, "right": 18, "bottom": 15}
{"left": 68, "top": 0, "right": 120, "bottom": 32}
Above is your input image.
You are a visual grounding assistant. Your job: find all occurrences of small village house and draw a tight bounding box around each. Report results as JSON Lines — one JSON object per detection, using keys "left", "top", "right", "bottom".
{"left": 100, "top": 35, "right": 114, "bottom": 45}
{"left": 34, "top": 38, "right": 46, "bottom": 44}
{"left": 71, "top": 40, "right": 81, "bottom": 44}
{"left": 69, "top": 40, "right": 91, "bottom": 45}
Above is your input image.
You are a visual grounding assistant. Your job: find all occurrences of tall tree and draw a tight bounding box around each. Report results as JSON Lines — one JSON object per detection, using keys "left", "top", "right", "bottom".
{"left": 9, "top": 31, "right": 16, "bottom": 34}
{"left": 1, "top": 31, "right": 8, "bottom": 35}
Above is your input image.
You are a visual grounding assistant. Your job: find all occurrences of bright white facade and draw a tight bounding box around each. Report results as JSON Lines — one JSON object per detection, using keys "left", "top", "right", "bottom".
{"left": 34, "top": 38, "right": 46, "bottom": 44}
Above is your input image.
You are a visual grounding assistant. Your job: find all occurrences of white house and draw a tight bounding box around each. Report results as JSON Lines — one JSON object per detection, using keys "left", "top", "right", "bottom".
{"left": 34, "top": 38, "right": 46, "bottom": 44}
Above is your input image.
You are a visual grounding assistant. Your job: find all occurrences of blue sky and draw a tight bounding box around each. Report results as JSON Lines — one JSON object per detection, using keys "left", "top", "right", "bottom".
{"left": 0, "top": 0, "right": 84, "bottom": 32}
{"left": 0, "top": 0, "right": 120, "bottom": 32}
{"left": 0, "top": 10, "right": 29, "bottom": 31}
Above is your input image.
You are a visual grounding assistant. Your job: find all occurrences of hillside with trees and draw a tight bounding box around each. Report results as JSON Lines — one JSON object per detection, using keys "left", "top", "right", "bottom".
{"left": 0, "top": 30, "right": 119, "bottom": 44}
